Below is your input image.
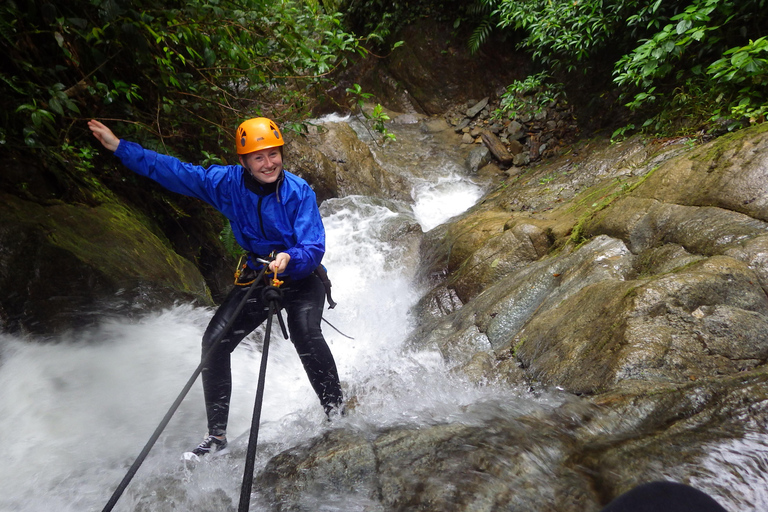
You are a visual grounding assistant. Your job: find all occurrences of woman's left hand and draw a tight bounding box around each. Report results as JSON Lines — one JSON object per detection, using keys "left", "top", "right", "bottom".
{"left": 270, "top": 252, "right": 291, "bottom": 274}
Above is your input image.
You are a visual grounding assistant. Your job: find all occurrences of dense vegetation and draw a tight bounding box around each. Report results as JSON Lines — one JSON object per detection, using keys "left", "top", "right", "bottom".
{"left": 2, "top": 0, "right": 766, "bottom": 172}
{"left": 1, "top": 0, "right": 366, "bottom": 169}
{"left": 463, "top": 0, "right": 768, "bottom": 136}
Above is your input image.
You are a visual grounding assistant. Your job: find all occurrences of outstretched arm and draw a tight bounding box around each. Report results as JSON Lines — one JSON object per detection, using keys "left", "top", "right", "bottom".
{"left": 88, "top": 119, "right": 120, "bottom": 152}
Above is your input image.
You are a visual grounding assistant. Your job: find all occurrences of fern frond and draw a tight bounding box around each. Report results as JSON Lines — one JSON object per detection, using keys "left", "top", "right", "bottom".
{"left": 469, "top": 18, "right": 494, "bottom": 54}
{"left": 467, "top": 0, "right": 499, "bottom": 17}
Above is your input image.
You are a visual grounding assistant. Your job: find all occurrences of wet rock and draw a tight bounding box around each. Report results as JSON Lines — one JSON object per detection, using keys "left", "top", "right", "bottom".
{"left": 466, "top": 146, "right": 491, "bottom": 173}
{"left": 513, "top": 152, "right": 531, "bottom": 166}
{"left": 514, "top": 254, "right": 768, "bottom": 393}
{"left": 466, "top": 97, "right": 489, "bottom": 118}
{"left": 259, "top": 405, "right": 603, "bottom": 512}
{"left": 506, "top": 120, "right": 525, "bottom": 140}
{"left": 477, "top": 162, "right": 505, "bottom": 183}
{"left": 421, "top": 118, "right": 452, "bottom": 133}
{"left": 504, "top": 140, "right": 525, "bottom": 159}
{"left": 285, "top": 136, "right": 340, "bottom": 202}
{"left": 304, "top": 121, "right": 412, "bottom": 201}
{"left": 454, "top": 118, "right": 471, "bottom": 133}
{"left": 0, "top": 194, "right": 212, "bottom": 336}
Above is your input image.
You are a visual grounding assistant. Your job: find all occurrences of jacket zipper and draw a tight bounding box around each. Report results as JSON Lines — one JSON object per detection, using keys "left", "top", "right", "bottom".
{"left": 257, "top": 195, "right": 267, "bottom": 238}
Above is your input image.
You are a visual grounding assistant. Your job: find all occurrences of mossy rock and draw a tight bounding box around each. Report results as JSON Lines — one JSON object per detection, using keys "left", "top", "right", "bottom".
{"left": 0, "top": 192, "right": 211, "bottom": 336}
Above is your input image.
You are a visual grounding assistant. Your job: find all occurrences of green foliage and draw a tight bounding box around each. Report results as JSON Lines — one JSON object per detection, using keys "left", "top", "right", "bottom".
{"left": 2, "top": 0, "right": 368, "bottom": 166}
{"left": 492, "top": 72, "right": 564, "bottom": 120}
{"left": 345, "top": 83, "right": 396, "bottom": 144}
{"left": 613, "top": 0, "right": 768, "bottom": 132}
{"left": 471, "top": 0, "right": 767, "bottom": 136}
{"left": 468, "top": 18, "right": 495, "bottom": 55}
{"left": 614, "top": 0, "right": 726, "bottom": 92}
{"left": 708, "top": 36, "right": 768, "bottom": 123}
{"left": 340, "top": 0, "right": 465, "bottom": 46}
{"left": 220, "top": 221, "right": 246, "bottom": 259}
{"left": 464, "top": 0, "right": 498, "bottom": 54}
{"left": 490, "top": 0, "right": 634, "bottom": 72}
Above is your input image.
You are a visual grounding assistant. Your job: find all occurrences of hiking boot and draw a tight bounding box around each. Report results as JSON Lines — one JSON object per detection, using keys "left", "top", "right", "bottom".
{"left": 183, "top": 434, "right": 228, "bottom": 461}
{"left": 325, "top": 403, "right": 348, "bottom": 422}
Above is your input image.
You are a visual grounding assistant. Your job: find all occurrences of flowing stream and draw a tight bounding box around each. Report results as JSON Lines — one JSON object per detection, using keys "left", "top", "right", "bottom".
{"left": 0, "top": 117, "right": 513, "bottom": 511}
{"left": 2, "top": 117, "right": 766, "bottom": 511}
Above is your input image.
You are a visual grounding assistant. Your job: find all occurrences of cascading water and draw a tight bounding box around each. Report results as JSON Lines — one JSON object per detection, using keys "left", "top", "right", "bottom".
{"left": 3, "top": 117, "right": 765, "bottom": 512}
{"left": 0, "top": 116, "right": 502, "bottom": 511}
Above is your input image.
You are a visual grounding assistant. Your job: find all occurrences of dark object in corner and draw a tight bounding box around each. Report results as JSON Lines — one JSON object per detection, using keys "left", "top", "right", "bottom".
{"left": 600, "top": 481, "right": 727, "bottom": 512}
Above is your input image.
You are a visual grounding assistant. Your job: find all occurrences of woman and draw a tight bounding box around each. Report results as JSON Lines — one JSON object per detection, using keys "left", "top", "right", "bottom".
{"left": 88, "top": 118, "right": 344, "bottom": 458}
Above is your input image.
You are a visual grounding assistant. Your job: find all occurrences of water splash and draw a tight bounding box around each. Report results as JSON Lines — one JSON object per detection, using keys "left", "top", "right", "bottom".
{"left": 0, "top": 119, "right": 494, "bottom": 511}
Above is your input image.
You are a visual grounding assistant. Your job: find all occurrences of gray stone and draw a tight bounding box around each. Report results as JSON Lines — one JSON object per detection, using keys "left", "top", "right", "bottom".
{"left": 466, "top": 146, "right": 491, "bottom": 173}
{"left": 466, "top": 97, "right": 489, "bottom": 118}
{"left": 513, "top": 152, "right": 531, "bottom": 166}
{"left": 506, "top": 120, "right": 525, "bottom": 140}
{"left": 454, "top": 117, "right": 471, "bottom": 133}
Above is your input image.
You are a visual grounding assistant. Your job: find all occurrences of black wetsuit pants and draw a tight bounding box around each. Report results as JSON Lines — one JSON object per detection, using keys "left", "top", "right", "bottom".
{"left": 201, "top": 273, "right": 343, "bottom": 436}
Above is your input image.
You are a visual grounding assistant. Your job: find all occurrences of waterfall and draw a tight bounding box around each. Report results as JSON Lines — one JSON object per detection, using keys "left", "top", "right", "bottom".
{"left": 0, "top": 118, "right": 499, "bottom": 511}
{"left": 2, "top": 117, "right": 765, "bottom": 512}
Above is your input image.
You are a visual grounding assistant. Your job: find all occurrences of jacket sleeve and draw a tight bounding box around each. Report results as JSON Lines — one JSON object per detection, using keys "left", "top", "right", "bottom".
{"left": 114, "top": 140, "right": 232, "bottom": 210}
{"left": 284, "top": 185, "right": 325, "bottom": 279}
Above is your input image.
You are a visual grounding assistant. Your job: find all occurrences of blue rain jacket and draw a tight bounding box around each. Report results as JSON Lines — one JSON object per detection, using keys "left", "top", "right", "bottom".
{"left": 114, "top": 140, "right": 324, "bottom": 279}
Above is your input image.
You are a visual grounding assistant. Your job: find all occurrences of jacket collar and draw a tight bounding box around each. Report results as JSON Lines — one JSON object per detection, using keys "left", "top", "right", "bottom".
{"left": 243, "top": 168, "right": 284, "bottom": 202}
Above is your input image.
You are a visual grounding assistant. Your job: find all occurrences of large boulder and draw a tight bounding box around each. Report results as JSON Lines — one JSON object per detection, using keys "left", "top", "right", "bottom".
{"left": 254, "top": 124, "right": 768, "bottom": 512}
{"left": 288, "top": 122, "right": 411, "bottom": 202}
{"left": 0, "top": 192, "right": 211, "bottom": 336}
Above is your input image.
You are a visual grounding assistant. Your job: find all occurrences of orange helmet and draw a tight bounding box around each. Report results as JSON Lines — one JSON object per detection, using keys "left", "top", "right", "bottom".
{"left": 235, "top": 117, "right": 284, "bottom": 155}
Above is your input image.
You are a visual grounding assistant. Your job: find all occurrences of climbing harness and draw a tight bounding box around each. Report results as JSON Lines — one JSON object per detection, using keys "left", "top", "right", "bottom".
{"left": 238, "top": 254, "right": 350, "bottom": 339}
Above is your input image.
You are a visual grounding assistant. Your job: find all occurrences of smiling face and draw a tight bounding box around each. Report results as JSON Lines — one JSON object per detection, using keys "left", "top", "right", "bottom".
{"left": 239, "top": 146, "right": 283, "bottom": 184}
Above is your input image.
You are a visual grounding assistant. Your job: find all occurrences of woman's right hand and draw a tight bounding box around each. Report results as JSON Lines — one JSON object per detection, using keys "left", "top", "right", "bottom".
{"left": 88, "top": 119, "right": 120, "bottom": 152}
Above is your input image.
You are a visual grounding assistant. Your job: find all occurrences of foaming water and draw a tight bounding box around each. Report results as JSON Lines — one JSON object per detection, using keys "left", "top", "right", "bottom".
{"left": 411, "top": 173, "right": 484, "bottom": 231}
{"left": 0, "top": 121, "right": 494, "bottom": 511}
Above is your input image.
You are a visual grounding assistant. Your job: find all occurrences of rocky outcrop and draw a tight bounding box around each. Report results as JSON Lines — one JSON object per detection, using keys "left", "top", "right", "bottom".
{"left": 255, "top": 123, "right": 768, "bottom": 512}
{"left": 288, "top": 121, "right": 412, "bottom": 202}
{"left": 0, "top": 192, "right": 211, "bottom": 336}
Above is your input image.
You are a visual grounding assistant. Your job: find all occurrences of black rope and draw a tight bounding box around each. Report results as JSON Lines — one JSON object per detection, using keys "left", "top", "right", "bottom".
{"left": 321, "top": 317, "right": 355, "bottom": 340}
{"left": 101, "top": 266, "right": 268, "bottom": 512}
{"left": 238, "top": 285, "right": 286, "bottom": 512}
